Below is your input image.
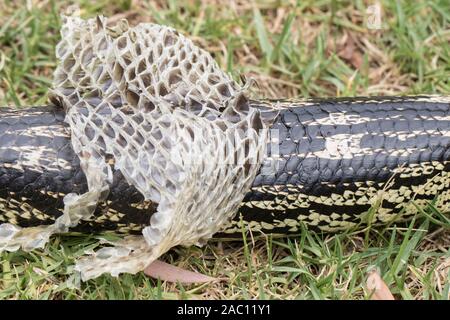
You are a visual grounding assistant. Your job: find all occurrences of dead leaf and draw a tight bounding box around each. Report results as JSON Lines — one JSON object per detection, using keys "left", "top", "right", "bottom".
{"left": 337, "top": 33, "right": 363, "bottom": 69}
{"left": 144, "top": 260, "right": 217, "bottom": 284}
{"left": 366, "top": 269, "right": 395, "bottom": 300}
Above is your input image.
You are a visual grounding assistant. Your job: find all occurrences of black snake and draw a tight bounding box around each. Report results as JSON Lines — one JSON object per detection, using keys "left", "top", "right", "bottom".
{"left": 1, "top": 96, "right": 449, "bottom": 236}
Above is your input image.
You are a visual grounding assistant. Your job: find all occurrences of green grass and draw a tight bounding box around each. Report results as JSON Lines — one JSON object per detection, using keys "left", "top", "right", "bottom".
{"left": 0, "top": 0, "right": 450, "bottom": 299}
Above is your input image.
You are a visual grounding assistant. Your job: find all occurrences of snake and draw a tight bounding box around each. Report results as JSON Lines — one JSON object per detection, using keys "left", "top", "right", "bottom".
{"left": 0, "top": 15, "right": 449, "bottom": 279}
{"left": 2, "top": 96, "right": 450, "bottom": 234}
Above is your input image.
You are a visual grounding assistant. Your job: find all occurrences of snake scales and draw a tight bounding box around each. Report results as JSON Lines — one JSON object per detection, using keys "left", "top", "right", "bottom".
{"left": 1, "top": 96, "right": 450, "bottom": 235}
{"left": 0, "top": 15, "right": 449, "bottom": 279}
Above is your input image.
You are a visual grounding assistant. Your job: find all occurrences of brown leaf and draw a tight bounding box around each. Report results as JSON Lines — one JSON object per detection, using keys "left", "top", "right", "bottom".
{"left": 366, "top": 269, "right": 395, "bottom": 300}
{"left": 337, "top": 33, "right": 363, "bottom": 69}
{"left": 144, "top": 260, "right": 217, "bottom": 284}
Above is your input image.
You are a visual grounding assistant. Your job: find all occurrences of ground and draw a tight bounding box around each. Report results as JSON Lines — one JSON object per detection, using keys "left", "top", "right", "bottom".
{"left": 0, "top": 0, "right": 449, "bottom": 299}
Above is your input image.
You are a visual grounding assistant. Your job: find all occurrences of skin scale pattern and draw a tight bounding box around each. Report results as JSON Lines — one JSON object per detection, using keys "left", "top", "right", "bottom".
{"left": 1, "top": 95, "right": 450, "bottom": 237}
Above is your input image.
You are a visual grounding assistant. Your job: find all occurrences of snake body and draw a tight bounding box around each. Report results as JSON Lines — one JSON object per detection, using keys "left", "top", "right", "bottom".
{"left": 1, "top": 96, "right": 450, "bottom": 236}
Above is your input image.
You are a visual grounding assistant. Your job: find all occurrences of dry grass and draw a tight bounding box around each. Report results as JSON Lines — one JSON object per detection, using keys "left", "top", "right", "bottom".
{"left": 0, "top": 0, "right": 449, "bottom": 299}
